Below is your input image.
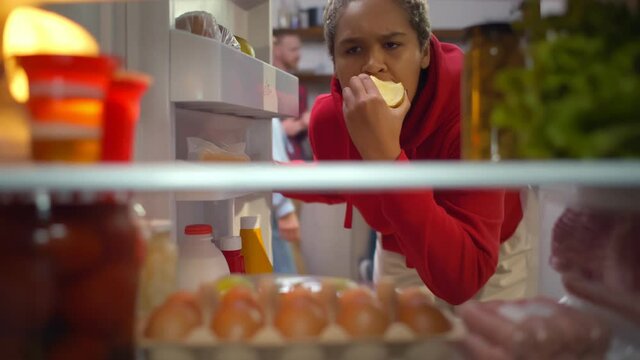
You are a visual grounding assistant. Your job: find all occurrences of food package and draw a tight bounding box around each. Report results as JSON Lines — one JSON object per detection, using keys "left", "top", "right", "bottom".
{"left": 550, "top": 186, "right": 640, "bottom": 291}
{"left": 174, "top": 11, "right": 241, "bottom": 52}
{"left": 175, "top": 11, "right": 221, "bottom": 40}
{"left": 218, "top": 24, "right": 241, "bottom": 51}
{"left": 457, "top": 297, "right": 611, "bottom": 359}
{"left": 186, "top": 137, "right": 250, "bottom": 162}
{"left": 138, "top": 275, "right": 465, "bottom": 360}
{"left": 534, "top": 186, "right": 640, "bottom": 359}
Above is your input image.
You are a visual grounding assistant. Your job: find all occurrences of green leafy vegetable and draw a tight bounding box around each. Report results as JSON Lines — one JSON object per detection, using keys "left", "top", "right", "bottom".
{"left": 491, "top": 0, "right": 640, "bottom": 158}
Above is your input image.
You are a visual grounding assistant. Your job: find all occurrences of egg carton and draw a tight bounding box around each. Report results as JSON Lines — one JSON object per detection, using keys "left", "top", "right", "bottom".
{"left": 138, "top": 311, "right": 465, "bottom": 360}
{"left": 139, "top": 326, "right": 465, "bottom": 360}
{"left": 138, "top": 341, "right": 463, "bottom": 360}
{"left": 138, "top": 275, "right": 466, "bottom": 359}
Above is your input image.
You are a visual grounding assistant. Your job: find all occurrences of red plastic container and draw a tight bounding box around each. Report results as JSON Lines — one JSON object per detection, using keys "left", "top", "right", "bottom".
{"left": 101, "top": 72, "right": 151, "bottom": 162}
{"left": 16, "top": 55, "right": 119, "bottom": 163}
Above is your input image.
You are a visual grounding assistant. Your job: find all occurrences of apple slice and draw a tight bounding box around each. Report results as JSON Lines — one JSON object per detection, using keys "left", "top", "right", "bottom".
{"left": 370, "top": 76, "right": 405, "bottom": 108}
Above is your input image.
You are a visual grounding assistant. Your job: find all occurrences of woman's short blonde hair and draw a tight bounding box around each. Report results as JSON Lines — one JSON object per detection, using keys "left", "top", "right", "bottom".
{"left": 323, "top": 0, "right": 432, "bottom": 59}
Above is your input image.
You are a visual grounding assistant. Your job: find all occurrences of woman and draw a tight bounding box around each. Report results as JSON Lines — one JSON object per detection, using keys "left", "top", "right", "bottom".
{"left": 286, "top": 0, "right": 523, "bottom": 305}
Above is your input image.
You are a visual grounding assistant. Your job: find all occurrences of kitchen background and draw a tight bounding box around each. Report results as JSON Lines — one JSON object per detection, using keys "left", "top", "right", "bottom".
{"left": 39, "top": 0, "right": 571, "bottom": 295}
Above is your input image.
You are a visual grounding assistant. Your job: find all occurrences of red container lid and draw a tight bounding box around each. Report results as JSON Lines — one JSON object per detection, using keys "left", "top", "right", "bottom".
{"left": 184, "top": 224, "right": 213, "bottom": 235}
{"left": 16, "top": 54, "right": 120, "bottom": 92}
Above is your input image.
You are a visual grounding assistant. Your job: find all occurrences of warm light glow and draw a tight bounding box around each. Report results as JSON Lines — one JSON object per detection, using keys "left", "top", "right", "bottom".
{"left": 3, "top": 6, "right": 99, "bottom": 102}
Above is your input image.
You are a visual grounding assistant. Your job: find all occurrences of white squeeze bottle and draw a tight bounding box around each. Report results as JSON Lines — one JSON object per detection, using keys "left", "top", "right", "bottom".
{"left": 177, "top": 224, "right": 230, "bottom": 291}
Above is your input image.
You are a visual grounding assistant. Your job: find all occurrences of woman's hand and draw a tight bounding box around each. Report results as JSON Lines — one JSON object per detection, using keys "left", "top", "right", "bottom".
{"left": 278, "top": 211, "right": 301, "bottom": 244}
{"left": 342, "top": 74, "right": 410, "bottom": 160}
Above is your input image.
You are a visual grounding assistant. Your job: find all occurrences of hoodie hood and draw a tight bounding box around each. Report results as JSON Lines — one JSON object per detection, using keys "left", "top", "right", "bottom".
{"left": 329, "top": 36, "right": 463, "bottom": 157}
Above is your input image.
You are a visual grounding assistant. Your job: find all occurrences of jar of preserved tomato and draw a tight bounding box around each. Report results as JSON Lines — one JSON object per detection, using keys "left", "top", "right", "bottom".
{"left": 0, "top": 191, "right": 143, "bottom": 359}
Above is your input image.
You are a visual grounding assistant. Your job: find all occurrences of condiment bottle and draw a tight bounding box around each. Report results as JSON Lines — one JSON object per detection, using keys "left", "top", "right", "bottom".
{"left": 219, "top": 235, "right": 245, "bottom": 274}
{"left": 239, "top": 216, "right": 273, "bottom": 274}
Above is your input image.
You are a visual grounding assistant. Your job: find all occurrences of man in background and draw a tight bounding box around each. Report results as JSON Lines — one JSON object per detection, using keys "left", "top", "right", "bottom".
{"left": 273, "top": 32, "right": 313, "bottom": 161}
{"left": 270, "top": 32, "right": 314, "bottom": 274}
{"left": 271, "top": 118, "right": 301, "bottom": 273}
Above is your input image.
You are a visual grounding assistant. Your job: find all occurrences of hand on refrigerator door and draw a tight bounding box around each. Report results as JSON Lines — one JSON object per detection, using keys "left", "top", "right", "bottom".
{"left": 277, "top": 211, "right": 300, "bottom": 244}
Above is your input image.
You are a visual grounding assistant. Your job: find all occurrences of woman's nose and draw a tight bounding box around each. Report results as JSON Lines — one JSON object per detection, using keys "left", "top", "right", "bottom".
{"left": 361, "top": 49, "right": 386, "bottom": 75}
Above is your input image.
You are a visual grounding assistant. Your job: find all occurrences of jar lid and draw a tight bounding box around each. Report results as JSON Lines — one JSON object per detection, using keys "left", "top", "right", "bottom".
{"left": 184, "top": 224, "right": 213, "bottom": 235}
{"left": 219, "top": 236, "right": 242, "bottom": 251}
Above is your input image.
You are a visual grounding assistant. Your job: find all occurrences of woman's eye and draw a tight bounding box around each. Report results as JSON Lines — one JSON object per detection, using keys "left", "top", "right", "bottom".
{"left": 384, "top": 42, "right": 399, "bottom": 49}
{"left": 345, "top": 46, "right": 361, "bottom": 55}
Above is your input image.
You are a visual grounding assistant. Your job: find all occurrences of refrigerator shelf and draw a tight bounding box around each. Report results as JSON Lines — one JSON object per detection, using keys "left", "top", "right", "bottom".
{"left": 175, "top": 190, "right": 254, "bottom": 201}
{"left": 1, "top": 161, "right": 639, "bottom": 192}
{"left": 170, "top": 30, "right": 298, "bottom": 119}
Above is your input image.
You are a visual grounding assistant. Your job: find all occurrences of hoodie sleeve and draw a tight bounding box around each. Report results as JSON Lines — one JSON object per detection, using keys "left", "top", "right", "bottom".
{"left": 279, "top": 94, "right": 346, "bottom": 205}
{"left": 374, "top": 151, "right": 504, "bottom": 305}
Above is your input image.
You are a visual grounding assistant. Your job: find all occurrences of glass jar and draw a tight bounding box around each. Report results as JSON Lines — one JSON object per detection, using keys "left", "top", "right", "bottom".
{"left": 0, "top": 192, "right": 143, "bottom": 359}
{"left": 137, "top": 219, "right": 176, "bottom": 317}
{"left": 462, "top": 23, "right": 524, "bottom": 161}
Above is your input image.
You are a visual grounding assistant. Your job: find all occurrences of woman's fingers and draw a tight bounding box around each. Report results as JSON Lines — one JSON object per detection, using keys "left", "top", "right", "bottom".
{"left": 359, "top": 74, "right": 380, "bottom": 96}
{"left": 342, "top": 86, "right": 354, "bottom": 109}
{"left": 348, "top": 75, "right": 368, "bottom": 99}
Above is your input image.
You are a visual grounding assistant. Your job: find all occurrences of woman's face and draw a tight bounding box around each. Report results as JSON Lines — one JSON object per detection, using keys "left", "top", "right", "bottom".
{"left": 333, "top": 0, "right": 430, "bottom": 103}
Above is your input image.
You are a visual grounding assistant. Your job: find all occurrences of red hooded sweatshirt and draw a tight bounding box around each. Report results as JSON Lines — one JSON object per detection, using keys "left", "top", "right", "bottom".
{"left": 285, "top": 36, "right": 522, "bottom": 305}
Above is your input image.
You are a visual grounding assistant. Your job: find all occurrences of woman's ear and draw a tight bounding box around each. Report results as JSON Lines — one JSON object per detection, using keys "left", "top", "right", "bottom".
{"left": 420, "top": 46, "right": 431, "bottom": 69}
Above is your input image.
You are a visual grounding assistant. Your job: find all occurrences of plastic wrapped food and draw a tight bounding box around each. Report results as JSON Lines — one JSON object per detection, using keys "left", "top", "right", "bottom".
{"left": 175, "top": 11, "right": 221, "bottom": 40}
{"left": 551, "top": 208, "right": 613, "bottom": 281}
{"left": 218, "top": 24, "right": 241, "bottom": 51}
{"left": 457, "top": 298, "right": 611, "bottom": 359}
{"left": 187, "top": 137, "right": 250, "bottom": 162}
{"left": 551, "top": 187, "right": 640, "bottom": 294}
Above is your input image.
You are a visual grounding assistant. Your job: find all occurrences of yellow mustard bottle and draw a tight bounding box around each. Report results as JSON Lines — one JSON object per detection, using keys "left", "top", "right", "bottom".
{"left": 239, "top": 215, "right": 273, "bottom": 274}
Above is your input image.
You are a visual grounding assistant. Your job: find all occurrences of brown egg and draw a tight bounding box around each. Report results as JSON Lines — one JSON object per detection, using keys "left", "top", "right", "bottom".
{"left": 144, "top": 293, "right": 203, "bottom": 341}
{"left": 336, "top": 287, "right": 389, "bottom": 338}
{"left": 210, "top": 286, "right": 264, "bottom": 341}
{"left": 274, "top": 287, "right": 328, "bottom": 339}
{"left": 164, "top": 291, "right": 203, "bottom": 318}
{"left": 397, "top": 288, "right": 451, "bottom": 335}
